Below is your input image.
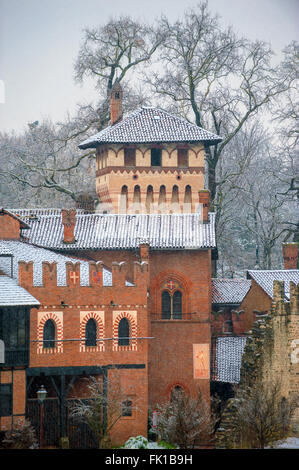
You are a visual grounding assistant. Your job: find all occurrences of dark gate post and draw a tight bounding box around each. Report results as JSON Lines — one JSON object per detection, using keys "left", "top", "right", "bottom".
{"left": 103, "top": 368, "right": 108, "bottom": 434}
{"left": 60, "top": 375, "right": 66, "bottom": 437}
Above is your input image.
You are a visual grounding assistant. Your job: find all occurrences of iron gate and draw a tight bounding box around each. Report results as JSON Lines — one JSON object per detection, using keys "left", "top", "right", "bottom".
{"left": 26, "top": 398, "right": 98, "bottom": 448}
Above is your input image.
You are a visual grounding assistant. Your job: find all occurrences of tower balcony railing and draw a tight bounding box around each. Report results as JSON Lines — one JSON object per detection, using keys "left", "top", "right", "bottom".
{"left": 150, "top": 312, "right": 197, "bottom": 321}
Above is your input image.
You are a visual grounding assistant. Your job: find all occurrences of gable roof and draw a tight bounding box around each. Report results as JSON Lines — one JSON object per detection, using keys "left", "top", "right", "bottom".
{"left": 0, "top": 208, "right": 30, "bottom": 229}
{"left": 0, "top": 275, "right": 40, "bottom": 306}
{"left": 212, "top": 279, "right": 252, "bottom": 305}
{"left": 8, "top": 210, "right": 216, "bottom": 251}
{"left": 78, "top": 107, "right": 222, "bottom": 149}
{"left": 247, "top": 269, "right": 299, "bottom": 300}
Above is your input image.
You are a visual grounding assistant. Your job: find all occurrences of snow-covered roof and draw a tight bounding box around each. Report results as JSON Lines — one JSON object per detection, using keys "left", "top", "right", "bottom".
{"left": 0, "top": 275, "right": 40, "bottom": 306}
{"left": 78, "top": 107, "right": 222, "bottom": 149}
{"left": 0, "top": 242, "right": 13, "bottom": 256}
{"left": 212, "top": 336, "right": 247, "bottom": 384}
{"left": 247, "top": 270, "right": 299, "bottom": 300}
{"left": 9, "top": 210, "right": 216, "bottom": 251}
{"left": 0, "top": 240, "right": 114, "bottom": 287}
{"left": 212, "top": 279, "right": 251, "bottom": 304}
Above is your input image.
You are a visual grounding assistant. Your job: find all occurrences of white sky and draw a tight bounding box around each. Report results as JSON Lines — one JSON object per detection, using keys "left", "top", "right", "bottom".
{"left": 0, "top": 0, "right": 298, "bottom": 133}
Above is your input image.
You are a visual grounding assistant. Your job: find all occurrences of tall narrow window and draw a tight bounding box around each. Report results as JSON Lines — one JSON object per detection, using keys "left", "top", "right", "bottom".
{"left": 120, "top": 185, "right": 128, "bottom": 213}
{"left": 118, "top": 318, "right": 130, "bottom": 346}
{"left": 85, "top": 318, "right": 97, "bottom": 347}
{"left": 158, "top": 185, "right": 166, "bottom": 213}
{"left": 151, "top": 148, "right": 161, "bottom": 166}
{"left": 173, "top": 291, "right": 182, "bottom": 319}
{"left": 184, "top": 185, "right": 192, "bottom": 212}
{"left": 170, "top": 185, "right": 179, "bottom": 213}
{"left": 124, "top": 148, "right": 136, "bottom": 167}
{"left": 146, "top": 185, "right": 154, "bottom": 213}
{"left": 43, "top": 319, "right": 55, "bottom": 349}
{"left": 178, "top": 149, "right": 188, "bottom": 168}
{"left": 162, "top": 291, "right": 171, "bottom": 319}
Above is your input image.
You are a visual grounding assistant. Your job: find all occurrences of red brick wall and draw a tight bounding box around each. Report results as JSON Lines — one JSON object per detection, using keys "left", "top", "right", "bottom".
{"left": 6, "top": 244, "right": 212, "bottom": 444}
{"left": 0, "top": 213, "right": 21, "bottom": 239}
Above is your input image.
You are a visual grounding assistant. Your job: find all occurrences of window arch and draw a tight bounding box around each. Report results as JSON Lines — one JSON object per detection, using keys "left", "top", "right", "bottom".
{"left": 161, "top": 290, "right": 182, "bottom": 320}
{"left": 170, "top": 385, "right": 184, "bottom": 402}
{"left": 85, "top": 318, "right": 97, "bottom": 347}
{"left": 120, "top": 185, "right": 128, "bottom": 213}
{"left": 43, "top": 319, "right": 55, "bottom": 348}
{"left": 146, "top": 185, "right": 154, "bottom": 213}
{"left": 118, "top": 318, "right": 130, "bottom": 346}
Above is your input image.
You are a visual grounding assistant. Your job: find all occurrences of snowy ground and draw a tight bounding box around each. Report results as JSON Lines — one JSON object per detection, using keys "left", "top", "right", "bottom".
{"left": 272, "top": 437, "right": 299, "bottom": 449}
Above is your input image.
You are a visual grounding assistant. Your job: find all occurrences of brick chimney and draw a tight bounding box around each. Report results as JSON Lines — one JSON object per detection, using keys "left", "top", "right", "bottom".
{"left": 282, "top": 243, "right": 298, "bottom": 269}
{"left": 61, "top": 209, "right": 76, "bottom": 244}
{"left": 110, "top": 82, "right": 123, "bottom": 125}
{"left": 198, "top": 190, "right": 210, "bottom": 222}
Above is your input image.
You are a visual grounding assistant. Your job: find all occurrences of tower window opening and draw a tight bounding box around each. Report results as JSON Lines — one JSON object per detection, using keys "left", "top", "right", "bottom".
{"left": 151, "top": 148, "right": 161, "bottom": 167}
{"left": 124, "top": 148, "right": 136, "bottom": 167}
{"left": 178, "top": 149, "right": 188, "bottom": 168}
{"left": 161, "top": 290, "right": 182, "bottom": 320}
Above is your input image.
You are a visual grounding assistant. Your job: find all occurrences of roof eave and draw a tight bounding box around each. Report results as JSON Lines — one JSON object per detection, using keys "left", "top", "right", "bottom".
{"left": 78, "top": 138, "right": 222, "bottom": 150}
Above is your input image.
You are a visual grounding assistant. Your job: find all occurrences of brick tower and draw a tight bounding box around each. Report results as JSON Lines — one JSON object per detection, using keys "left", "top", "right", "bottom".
{"left": 79, "top": 83, "right": 222, "bottom": 215}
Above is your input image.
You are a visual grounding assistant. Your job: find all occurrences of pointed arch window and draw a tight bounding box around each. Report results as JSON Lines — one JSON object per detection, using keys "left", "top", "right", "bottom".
{"left": 85, "top": 318, "right": 97, "bottom": 347}
{"left": 118, "top": 318, "right": 130, "bottom": 346}
{"left": 161, "top": 290, "right": 182, "bottom": 319}
{"left": 43, "top": 319, "right": 55, "bottom": 348}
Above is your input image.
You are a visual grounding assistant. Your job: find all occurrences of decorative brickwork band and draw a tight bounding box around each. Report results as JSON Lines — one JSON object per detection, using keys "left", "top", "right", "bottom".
{"left": 37, "top": 311, "right": 63, "bottom": 354}
{"left": 80, "top": 311, "right": 105, "bottom": 352}
{"left": 113, "top": 311, "right": 138, "bottom": 352}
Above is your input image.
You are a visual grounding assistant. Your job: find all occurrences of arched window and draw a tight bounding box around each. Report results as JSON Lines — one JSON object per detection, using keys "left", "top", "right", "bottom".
{"left": 43, "top": 319, "right": 55, "bottom": 348}
{"left": 162, "top": 291, "right": 171, "bottom": 319}
{"left": 118, "top": 318, "right": 130, "bottom": 346}
{"left": 161, "top": 290, "right": 182, "bottom": 320}
{"left": 120, "top": 185, "right": 128, "bottom": 213}
{"left": 146, "top": 185, "right": 154, "bottom": 213}
{"left": 85, "top": 318, "right": 97, "bottom": 347}
{"left": 184, "top": 185, "right": 192, "bottom": 210}
{"left": 170, "top": 385, "right": 184, "bottom": 402}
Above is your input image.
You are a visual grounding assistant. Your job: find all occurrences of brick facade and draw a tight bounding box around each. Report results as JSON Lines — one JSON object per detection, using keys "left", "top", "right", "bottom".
{"left": 0, "top": 211, "right": 212, "bottom": 446}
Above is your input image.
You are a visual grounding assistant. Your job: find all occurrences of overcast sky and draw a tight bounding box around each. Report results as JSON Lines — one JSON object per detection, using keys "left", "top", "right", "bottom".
{"left": 0, "top": 0, "right": 298, "bottom": 133}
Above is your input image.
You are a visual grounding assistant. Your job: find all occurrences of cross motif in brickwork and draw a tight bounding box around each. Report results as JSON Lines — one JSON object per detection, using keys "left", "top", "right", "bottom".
{"left": 92, "top": 271, "right": 102, "bottom": 283}
{"left": 167, "top": 280, "right": 175, "bottom": 290}
{"left": 69, "top": 271, "right": 79, "bottom": 284}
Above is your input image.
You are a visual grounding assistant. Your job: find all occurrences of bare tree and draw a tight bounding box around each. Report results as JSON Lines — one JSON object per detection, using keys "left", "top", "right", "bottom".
{"left": 216, "top": 380, "right": 297, "bottom": 449}
{"left": 0, "top": 16, "right": 162, "bottom": 207}
{"left": 75, "top": 16, "right": 163, "bottom": 128}
{"left": 69, "top": 374, "right": 135, "bottom": 449}
{"left": 153, "top": 387, "right": 213, "bottom": 449}
{"left": 148, "top": 1, "right": 295, "bottom": 222}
